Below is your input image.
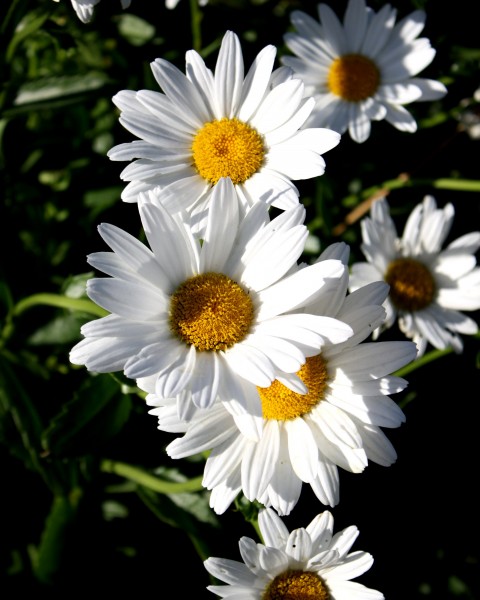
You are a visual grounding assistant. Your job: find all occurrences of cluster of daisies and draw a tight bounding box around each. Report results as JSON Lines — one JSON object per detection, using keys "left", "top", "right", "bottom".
{"left": 69, "top": 1, "right": 480, "bottom": 598}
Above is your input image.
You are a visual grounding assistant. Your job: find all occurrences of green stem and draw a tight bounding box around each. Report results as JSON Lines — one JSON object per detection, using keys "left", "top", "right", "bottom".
{"left": 101, "top": 459, "right": 204, "bottom": 494}
{"left": 395, "top": 331, "right": 480, "bottom": 378}
{"left": 430, "top": 178, "right": 480, "bottom": 191}
{"left": 343, "top": 176, "right": 480, "bottom": 207}
{"left": 189, "top": 0, "right": 203, "bottom": 52}
{"left": 394, "top": 347, "right": 453, "bottom": 377}
{"left": 11, "top": 293, "right": 107, "bottom": 318}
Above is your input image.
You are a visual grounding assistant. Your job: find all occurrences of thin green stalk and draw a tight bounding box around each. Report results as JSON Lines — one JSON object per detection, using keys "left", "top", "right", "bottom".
{"left": 11, "top": 293, "right": 107, "bottom": 318}
{"left": 395, "top": 331, "right": 480, "bottom": 378}
{"left": 394, "top": 347, "right": 453, "bottom": 377}
{"left": 190, "top": 0, "right": 203, "bottom": 52}
{"left": 101, "top": 459, "right": 204, "bottom": 494}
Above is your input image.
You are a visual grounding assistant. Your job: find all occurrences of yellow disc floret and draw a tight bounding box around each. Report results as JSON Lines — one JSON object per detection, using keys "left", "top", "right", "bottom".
{"left": 169, "top": 272, "right": 254, "bottom": 351}
{"left": 258, "top": 354, "right": 329, "bottom": 421}
{"left": 327, "top": 54, "right": 380, "bottom": 102}
{"left": 192, "top": 117, "right": 265, "bottom": 184}
{"left": 262, "top": 569, "right": 330, "bottom": 600}
{"left": 385, "top": 257, "right": 436, "bottom": 312}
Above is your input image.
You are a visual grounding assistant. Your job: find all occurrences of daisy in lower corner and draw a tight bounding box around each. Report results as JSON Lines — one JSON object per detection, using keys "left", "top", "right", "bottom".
{"left": 281, "top": 0, "right": 447, "bottom": 143}
{"left": 70, "top": 178, "right": 353, "bottom": 413}
{"left": 204, "top": 507, "right": 384, "bottom": 600}
{"left": 349, "top": 195, "right": 480, "bottom": 356}
{"left": 107, "top": 29, "right": 340, "bottom": 235}
{"left": 144, "top": 242, "right": 417, "bottom": 515}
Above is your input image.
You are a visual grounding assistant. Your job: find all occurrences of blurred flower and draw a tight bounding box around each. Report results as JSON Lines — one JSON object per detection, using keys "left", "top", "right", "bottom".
{"left": 166, "top": 0, "right": 207, "bottom": 8}
{"left": 107, "top": 30, "right": 340, "bottom": 235}
{"left": 145, "top": 243, "right": 416, "bottom": 515}
{"left": 350, "top": 196, "right": 480, "bottom": 355}
{"left": 455, "top": 87, "right": 480, "bottom": 140}
{"left": 70, "top": 178, "right": 352, "bottom": 413}
{"left": 281, "top": 0, "right": 447, "bottom": 143}
{"left": 53, "top": 0, "right": 131, "bottom": 23}
{"left": 204, "top": 507, "right": 384, "bottom": 600}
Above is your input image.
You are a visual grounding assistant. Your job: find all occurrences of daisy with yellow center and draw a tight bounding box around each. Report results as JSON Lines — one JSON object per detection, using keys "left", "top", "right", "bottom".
{"left": 145, "top": 242, "right": 417, "bottom": 515}
{"left": 350, "top": 196, "right": 480, "bottom": 356}
{"left": 70, "top": 178, "right": 354, "bottom": 414}
{"left": 204, "top": 508, "right": 384, "bottom": 600}
{"left": 281, "top": 0, "right": 447, "bottom": 143}
{"left": 107, "top": 30, "right": 340, "bottom": 236}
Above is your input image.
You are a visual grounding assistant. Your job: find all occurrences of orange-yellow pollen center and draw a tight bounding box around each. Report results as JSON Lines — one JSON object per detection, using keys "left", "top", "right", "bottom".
{"left": 257, "top": 354, "right": 329, "bottom": 421}
{"left": 169, "top": 272, "right": 254, "bottom": 351}
{"left": 327, "top": 54, "right": 380, "bottom": 102}
{"left": 262, "top": 569, "right": 330, "bottom": 600}
{"left": 191, "top": 117, "right": 265, "bottom": 184}
{"left": 385, "top": 257, "right": 436, "bottom": 312}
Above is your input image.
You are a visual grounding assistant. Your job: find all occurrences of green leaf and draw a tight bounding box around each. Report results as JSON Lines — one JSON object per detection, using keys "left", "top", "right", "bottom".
{"left": 6, "top": 7, "right": 51, "bottom": 63}
{"left": 14, "top": 72, "right": 110, "bottom": 106}
{"left": 32, "top": 489, "right": 83, "bottom": 585}
{"left": 116, "top": 14, "right": 156, "bottom": 46}
{"left": 42, "top": 374, "right": 132, "bottom": 457}
{"left": 27, "top": 312, "right": 90, "bottom": 345}
{"left": 83, "top": 186, "right": 124, "bottom": 220}
{"left": 0, "top": 357, "right": 45, "bottom": 472}
{"left": 137, "top": 471, "right": 219, "bottom": 562}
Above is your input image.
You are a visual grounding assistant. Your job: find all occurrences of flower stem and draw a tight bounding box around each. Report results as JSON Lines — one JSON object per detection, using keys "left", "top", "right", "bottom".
{"left": 101, "top": 459, "right": 204, "bottom": 494}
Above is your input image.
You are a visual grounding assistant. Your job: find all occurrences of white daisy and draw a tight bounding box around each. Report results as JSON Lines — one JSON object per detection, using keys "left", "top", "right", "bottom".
{"left": 146, "top": 242, "right": 417, "bottom": 515}
{"left": 70, "top": 178, "right": 353, "bottom": 413}
{"left": 281, "top": 0, "right": 447, "bottom": 143}
{"left": 349, "top": 195, "right": 480, "bottom": 356}
{"left": 204, "top": 507, "right": 384, "bottom": 600}
{"left": 107, "top": 30, "right": 340, "bottom": 235}
{"left": 53, "top": 0, "right": 131, "bottom": 23}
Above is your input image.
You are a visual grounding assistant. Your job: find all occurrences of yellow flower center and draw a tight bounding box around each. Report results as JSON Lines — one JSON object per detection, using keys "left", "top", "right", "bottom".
{"left": 262, "top": 569, "right": 330, "bottom": 600}
{"left": 257, "top": 354, "right": 329, "bottom": 421}
{"left": 169, "top": 272, "right": 254, "bottom": 351}
{"left": 385, "top": 257, "right": 436, "bottom": 312}
{"left": 327, "top": 54, "right": 380, "bottom": 102}
{"left": 191, "top": 117, "right": 265, "bottom": 184}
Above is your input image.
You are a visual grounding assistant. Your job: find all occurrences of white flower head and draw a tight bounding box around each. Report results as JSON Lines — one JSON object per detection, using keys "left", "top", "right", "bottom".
{"left": 456, "top": 88, "right": 480, "bottom": 140}
{"left": 146, "top": 242, "right": 417, "bottom": 515}
{"left": 107, "top": 30, "right": 341, "bottom": 235}
{"left": 281, "top": 0, "right": 447, "bottom": 143}
{"left": 349, "top": 195, "right": 480, "bottom": 355}
{"left": 70, "top": 178, "right": 354, "bottom": 413}
{"left": 204, "top": 507, "right": 384, "bottom": 600}
{"left": 53, "top": 0, "right": 131, "bottom": 23}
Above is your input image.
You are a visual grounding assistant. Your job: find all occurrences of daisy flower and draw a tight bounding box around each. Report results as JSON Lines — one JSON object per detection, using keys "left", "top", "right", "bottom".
{"left": 204, "top": 507, "right": 384, "bottom": 600}
{"left": 70, "top": 178, "right": 353, "bottom": 413}
{"left": 349, "top": 195, "right": 480, "bottom": 355}
{"left": 107, "top": 30, "right": 341, "bottom": 235}
{"left": 145, "top": 242, "right": 417, "bottom": 515}
{"left": 53, "top": 0, "right": 131, "bottom": 23}
{"left": 281, "top": 0, "right": 447, "bottom": 143}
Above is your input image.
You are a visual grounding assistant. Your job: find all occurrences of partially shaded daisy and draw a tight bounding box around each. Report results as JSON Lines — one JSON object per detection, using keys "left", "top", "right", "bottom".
{"left": 107, "top": 30, "right": 340, "bottom": 235}
{"left": 53, "top": 0, "right": 131, "bottom": 23}
{"left": 70, "top": 178, "right": 353, "bottom": 412}
{"left": 349, "top": 195, "right": 480, "bottom": 355}
{"left": 146, "top": 243, "right": 417, "bottom": 515}
{"left": 204, "top": 507, "right": 384, "bottom": 600}
{"left": 281, "top": 0, "right": 447, "bottom": 143}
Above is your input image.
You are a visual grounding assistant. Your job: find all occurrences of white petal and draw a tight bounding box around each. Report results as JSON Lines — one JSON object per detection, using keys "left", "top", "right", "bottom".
{"left": 285, "top": 418, "right": 319, "bottom": 483}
